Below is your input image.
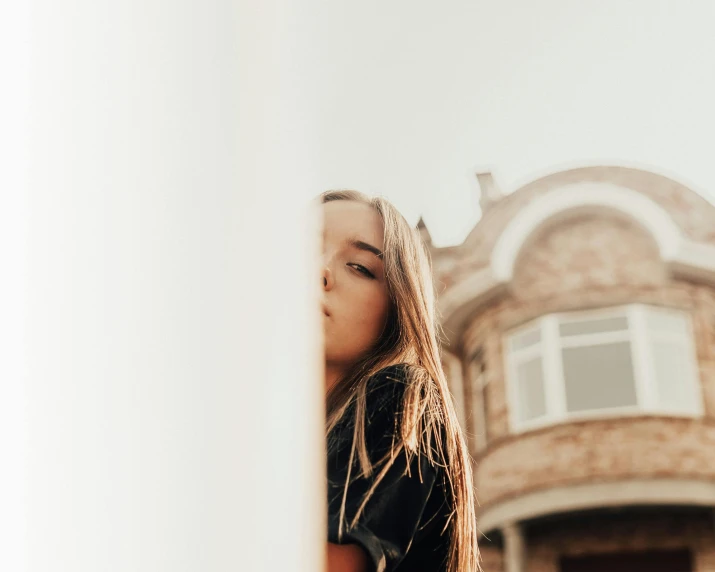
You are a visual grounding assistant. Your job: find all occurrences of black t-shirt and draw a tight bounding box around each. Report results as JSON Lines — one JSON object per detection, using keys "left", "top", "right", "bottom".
{"left": 327, "top": 365, "right": 451, "bottom": 572}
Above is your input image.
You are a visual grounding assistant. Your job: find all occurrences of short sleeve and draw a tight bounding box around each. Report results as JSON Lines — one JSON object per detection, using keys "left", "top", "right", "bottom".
{"left": 327, "top": 366, "right": 443, "bottom": 572}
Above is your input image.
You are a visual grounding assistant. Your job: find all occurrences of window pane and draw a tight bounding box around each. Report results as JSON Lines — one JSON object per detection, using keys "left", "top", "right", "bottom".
{"left": 652, "top": 341, "right": 698, "bottom": 412}
{"left": 647, "top": 309, "right": 688, "bottom": 335}
{"left": 516, "top": 357, "right": 547, "bottom": 421}
{"left": 511, "top": 328, "right": 541, "bottom": 351}
{"left": 562, "top": 342, "right": 637, "bottom": 412}
{"left": 559, "top": 316, "right": 629, "bottom": 337}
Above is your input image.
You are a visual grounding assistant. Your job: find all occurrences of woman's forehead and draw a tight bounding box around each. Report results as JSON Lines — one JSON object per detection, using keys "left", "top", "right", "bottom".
{"left": 323, "top": 201, "right": 384, "bottom": 246}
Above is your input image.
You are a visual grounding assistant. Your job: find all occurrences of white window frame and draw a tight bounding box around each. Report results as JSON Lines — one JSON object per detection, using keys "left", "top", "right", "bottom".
{"left": 504, "top": 304, "right": 704, "bottom": 433}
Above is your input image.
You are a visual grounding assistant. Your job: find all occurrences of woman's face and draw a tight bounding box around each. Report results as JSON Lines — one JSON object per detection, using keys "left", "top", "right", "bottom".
{"left": 322, "top": 200, "right": 391, "bottom": 371}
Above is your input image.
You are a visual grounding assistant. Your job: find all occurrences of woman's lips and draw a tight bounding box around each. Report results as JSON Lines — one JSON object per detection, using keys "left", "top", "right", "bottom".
{"left": 322, "top": 304, "right": 330, "bottom": 317}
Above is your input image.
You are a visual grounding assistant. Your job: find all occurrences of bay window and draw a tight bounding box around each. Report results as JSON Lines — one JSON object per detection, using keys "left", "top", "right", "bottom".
{"left": 506, "top": 305, "right": 702, "bottom": 430}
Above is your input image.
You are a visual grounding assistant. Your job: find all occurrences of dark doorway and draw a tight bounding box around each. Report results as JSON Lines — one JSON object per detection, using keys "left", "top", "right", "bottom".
{"left": 560, "top": 549, "right": 692, "bottom": 572}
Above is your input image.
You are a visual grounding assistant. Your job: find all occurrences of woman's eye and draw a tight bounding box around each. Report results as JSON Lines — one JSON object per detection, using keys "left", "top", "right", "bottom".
{"left": 348, "top": 263, "right": 375, "bottom": 279}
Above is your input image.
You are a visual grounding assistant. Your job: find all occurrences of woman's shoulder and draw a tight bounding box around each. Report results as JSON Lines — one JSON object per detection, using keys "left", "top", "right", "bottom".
{"left": 360, "top": 364, "right": 407, "bottom": 425}
{"left": 365, "top": 363, "right": 439, "bottom": 406}
{"left": 365, "top": 363, "right": 408, "bottom": 394}
{"left": 364, "top": 362, "right": 429, "bottom": 393}
{"left": 363, "top": 363, "right": 444, "bottom": 441}
{"left": 363, "top": 363, "right": 428, "bottom": 414}
{"left": 330, "top": 363, "right": 436, "bottom": 443}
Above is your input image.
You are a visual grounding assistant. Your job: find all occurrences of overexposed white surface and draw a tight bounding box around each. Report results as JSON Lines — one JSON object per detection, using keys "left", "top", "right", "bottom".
{"left": 3, "top": 1, "right": 324, "bottom": 571}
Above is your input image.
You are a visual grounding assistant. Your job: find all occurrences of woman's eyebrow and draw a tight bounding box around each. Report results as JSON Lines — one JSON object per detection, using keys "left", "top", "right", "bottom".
{"left": 347, "top": 238, "right": 384, "bottom": 260}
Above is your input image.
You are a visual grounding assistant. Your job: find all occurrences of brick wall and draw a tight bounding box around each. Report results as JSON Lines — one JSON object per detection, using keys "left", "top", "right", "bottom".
{"left": 510, "top": 213, "right": 666, "bottom": 300}
{"left": 456, "top": 214, "right": 715, "bottom": 453}
{"left": 480, "top": 545, "right": 505, "bottom": 572}
{"left": 475, "top": 417, "right": 715, "bottom": 506}
{"left": 456, "top": 212, "right": 715, "bottom": 504}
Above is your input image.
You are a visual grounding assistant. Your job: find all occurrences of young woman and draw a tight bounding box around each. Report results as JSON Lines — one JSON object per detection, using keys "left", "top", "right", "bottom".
{"left": 321, "top": 190, "right": 480, "bottom": 572}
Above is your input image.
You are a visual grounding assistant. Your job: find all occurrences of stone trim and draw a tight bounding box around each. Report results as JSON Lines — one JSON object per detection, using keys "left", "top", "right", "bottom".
{"left": 478, "top": 478, "right": 715, "bottom": 534}
{"left": 491, "top": 183, "right": 683, "bottom": 282}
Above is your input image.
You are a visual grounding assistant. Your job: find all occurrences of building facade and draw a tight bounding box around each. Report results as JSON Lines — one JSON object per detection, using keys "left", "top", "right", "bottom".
{"left": 429, "top": 166, "right": 715, "bottom": 572}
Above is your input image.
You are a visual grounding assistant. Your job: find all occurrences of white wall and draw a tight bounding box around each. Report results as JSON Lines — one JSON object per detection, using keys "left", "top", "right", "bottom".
{"left": 1, "top": 2, "right": 323, "bottom": 571}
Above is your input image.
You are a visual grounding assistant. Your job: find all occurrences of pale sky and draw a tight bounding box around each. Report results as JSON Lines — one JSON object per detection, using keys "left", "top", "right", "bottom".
{"left": 299, "top": 0, "right": 715, "bottom": 246}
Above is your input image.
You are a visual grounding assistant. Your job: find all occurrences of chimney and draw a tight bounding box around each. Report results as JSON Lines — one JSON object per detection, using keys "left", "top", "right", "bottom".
{"left": 476, "top": 171, "right": 504, "bottom": 212}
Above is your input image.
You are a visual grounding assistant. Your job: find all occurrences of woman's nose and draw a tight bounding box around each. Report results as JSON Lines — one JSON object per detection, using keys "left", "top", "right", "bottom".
{"left": 322, "top": 264, "right": 334, "bottom": 290}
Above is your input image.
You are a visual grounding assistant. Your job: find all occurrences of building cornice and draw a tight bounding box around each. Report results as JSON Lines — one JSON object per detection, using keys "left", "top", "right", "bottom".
{"left": 478, "top": 478, "right": 715, "bottom": 534}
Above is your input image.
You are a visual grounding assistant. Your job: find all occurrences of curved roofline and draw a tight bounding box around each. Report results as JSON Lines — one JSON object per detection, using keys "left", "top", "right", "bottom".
{"left": 458, "top": 163, "right": 713, "bottom": 251}
{"left": 506, "top": 161, "right": 707, "bottom": 202}
{"left": 491, "top": 182, "right": 683, "bottom": 282}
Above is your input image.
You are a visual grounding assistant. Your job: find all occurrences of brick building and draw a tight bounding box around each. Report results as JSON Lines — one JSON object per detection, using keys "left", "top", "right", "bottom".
{"left": 429, "top": 166, "right": 715, "bottom": 572}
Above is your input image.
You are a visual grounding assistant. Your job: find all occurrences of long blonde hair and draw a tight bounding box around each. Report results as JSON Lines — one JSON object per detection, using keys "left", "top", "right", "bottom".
{"left": 323, "top": 190, "right": 480, "bottom": 572}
